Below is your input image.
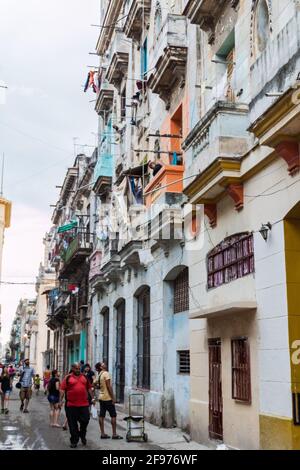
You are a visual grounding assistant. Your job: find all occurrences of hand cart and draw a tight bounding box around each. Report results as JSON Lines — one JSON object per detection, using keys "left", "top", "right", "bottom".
{"left": 124, "top": 393, "right": 148, "bottom": 442}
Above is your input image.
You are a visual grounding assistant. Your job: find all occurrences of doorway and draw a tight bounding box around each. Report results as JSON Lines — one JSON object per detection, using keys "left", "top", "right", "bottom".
{"left": 115, "top": 300, "right": 126, "bottom": 403}
{"left": 208, "top": 338, "right": 223, "bottom": 440}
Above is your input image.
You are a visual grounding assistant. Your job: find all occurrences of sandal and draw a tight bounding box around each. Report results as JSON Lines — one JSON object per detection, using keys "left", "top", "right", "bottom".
{"left": 101, "top": 434, "right": 110, "bottom": 439}
{"left": 112, "top": 435, "right": 123, "bottom": 440}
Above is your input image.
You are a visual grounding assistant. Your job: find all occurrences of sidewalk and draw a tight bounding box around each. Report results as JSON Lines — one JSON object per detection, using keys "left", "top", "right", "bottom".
{"left": 114, "top": 405, "right": 213, "bottom": 451}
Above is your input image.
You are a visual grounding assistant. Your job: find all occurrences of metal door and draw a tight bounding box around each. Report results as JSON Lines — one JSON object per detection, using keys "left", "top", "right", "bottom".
{"left": 208, "top": 338, "right": 223, "bottom": 440}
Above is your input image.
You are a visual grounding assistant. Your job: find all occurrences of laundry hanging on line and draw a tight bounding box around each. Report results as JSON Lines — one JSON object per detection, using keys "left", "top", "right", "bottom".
{"left": 84, "top": 71, "right": 99, "bottom": 94}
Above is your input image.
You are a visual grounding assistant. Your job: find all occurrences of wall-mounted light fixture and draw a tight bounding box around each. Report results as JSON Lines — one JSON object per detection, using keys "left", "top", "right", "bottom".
{"left": 259, "top": 222, "right": 272, "bottom": 241}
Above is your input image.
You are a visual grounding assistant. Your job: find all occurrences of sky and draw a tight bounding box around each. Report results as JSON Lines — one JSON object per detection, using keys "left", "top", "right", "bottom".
{"left": 0, "top": 0, "right": 100, "bottom": 346}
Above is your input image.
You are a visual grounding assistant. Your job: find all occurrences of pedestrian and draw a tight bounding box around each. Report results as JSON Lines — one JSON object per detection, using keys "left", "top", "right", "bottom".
{"left": 83, "top": 364, "right": 95, "bottom": 412}
{"left": 43, "top": 365, "right": 51, "bottom": 395}
{"left": 47, "top": 370, "right": 61, "bottom": 428}
{"left": 0, "top": 366, "right": 13, "bottom": 414}
{"left": 60, "top": 362, "right": 93, "bottom": 448}
{"left": 8, "top": 364, "right": 15, "bottom": 381}
{"left": 93, "top": 361, "right": 123, "bottom": 440}
{"left": 34, "top": 374, "right": 41, "bottom": 395}
{"left": 19, "top": 358, "right": 35, "bottom": 413}
{"left": 61, "top": 368, "right": 72, "bottom": 431}
{"left": 79, "top": 360, "right": 85, "bottom": 373}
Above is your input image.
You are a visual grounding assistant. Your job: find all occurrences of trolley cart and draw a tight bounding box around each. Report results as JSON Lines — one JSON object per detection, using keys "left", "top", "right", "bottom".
{"left": 124, "top": 393, "right": 148, "bottom": 442}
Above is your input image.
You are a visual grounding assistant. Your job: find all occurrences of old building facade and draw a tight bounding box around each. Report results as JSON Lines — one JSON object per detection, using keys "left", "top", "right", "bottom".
{"left": 89, "top": 0, "right": 300, "bottom": 448}
{"left": 21, "top": 0, "right": 300, "bottom": 449}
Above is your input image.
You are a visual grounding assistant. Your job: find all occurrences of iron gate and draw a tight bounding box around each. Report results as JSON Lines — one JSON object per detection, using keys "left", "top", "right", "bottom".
{"left": 208, "top": 338, "right": 223, "bottom": 440}
{"left": 115, "top": 300, "right": 125, "bottom": 403}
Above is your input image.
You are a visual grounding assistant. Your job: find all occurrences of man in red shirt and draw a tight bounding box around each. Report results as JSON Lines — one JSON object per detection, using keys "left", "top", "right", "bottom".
{"left": 60, "top": 362, "right": 93, "bottom": 448}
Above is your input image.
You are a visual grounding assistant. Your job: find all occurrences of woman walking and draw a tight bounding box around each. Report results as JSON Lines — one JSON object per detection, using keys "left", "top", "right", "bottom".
{"left": 43, "top": 365, "right": 51, "bottom": 395}
{"left": 0, "top": 367, "right": 13, "bottom": 414}
{"left": 47, "top": 370, "right": 61, "bottom": 427}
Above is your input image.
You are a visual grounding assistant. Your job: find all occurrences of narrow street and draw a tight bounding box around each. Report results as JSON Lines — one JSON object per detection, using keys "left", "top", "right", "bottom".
{"left": 0, "top": 390, "right": 210, "bottom": 451}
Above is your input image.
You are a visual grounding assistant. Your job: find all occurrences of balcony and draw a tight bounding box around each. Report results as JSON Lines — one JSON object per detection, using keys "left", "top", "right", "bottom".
{"left": 182, "top": 101, "right": 249, "bottom": 187}
{"left": 60, "top": 231, "right": 92, "bottom": 277}
{"left": 148, "top": 15, "right": 187, "bottom": 108}
{"left": 89, "top": 250, "right": 107, "bottom": 291}
{"left": 101, "top": 255, "right": 122, "bottom": 282}
{"left": 182, "top": 0, "right": 238, "bottom": 44}
{"left": 144, "top": 164, "right": 184, "bottom": 208}
{"left": 106, "top": 30, "right": 129, "bottom": 92}
{"left": 93, "top": 152, "right": 113, "bottom": 195}
{"left": 119, "top": 240, "right": 144, "bottom": 269}
{"left": 95, "top": 84, "right": 114, "bottom": 115}
{"left": 249, "top": 12, "right": 300, "bottom": 124}
{"left": 96, "top": 0, "right": 124, "bottom": 56}
{"left": 123, "top": 0, "right": 151, "bottom": 42}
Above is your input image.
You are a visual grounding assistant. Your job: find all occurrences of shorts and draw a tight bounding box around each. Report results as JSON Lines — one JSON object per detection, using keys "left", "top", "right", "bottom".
{"left": 3, "top": 390, "right": 11, "bottom": 398}
{"left": 20, "top": 387, "right": 32, "bottom": 400}
{"left": 34, "top": 385, "right": 40, "bottom": 390}
{"left": 99, "top": 400, "right": 117, "bottom": 418}
{"left": 48, "top": 395, "right": 59, "bottom": 404}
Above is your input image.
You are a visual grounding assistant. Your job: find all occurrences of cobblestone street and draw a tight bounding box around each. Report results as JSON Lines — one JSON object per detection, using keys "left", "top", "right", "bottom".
{"left": 0, "top": 390, "right": 210, "bottom": 451}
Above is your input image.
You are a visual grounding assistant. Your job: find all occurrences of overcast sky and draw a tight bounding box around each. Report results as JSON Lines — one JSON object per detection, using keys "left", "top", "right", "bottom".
{"left": 0, "top": 0, "right": 100, "bottom": 347}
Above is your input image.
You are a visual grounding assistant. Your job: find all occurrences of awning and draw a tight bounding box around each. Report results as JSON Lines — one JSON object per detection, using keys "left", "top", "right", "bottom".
{"left": 123, "top": 162, "right": 149, "bottom": 177}
{"left": 57, "top": 220, "right": 78, "bottom": 233}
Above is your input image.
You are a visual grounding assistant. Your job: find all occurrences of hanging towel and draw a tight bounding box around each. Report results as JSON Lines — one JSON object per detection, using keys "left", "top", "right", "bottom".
{"left": 172, "top": 152, "right": 178, "bottom": 165}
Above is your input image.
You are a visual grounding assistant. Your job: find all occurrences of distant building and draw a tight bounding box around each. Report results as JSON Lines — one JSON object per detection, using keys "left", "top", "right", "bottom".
{"left": 0, "top": 196, "right": 11, "bottom": 358}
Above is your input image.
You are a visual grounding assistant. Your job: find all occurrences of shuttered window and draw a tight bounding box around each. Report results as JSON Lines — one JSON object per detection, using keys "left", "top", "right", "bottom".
{"left": 232, "top": 338, "right": 251, "bottom": 403}
{"left": 207, "top": 233, "right": 254, "bottom": 289}
{"left": 178, "top": 350, "right": 190, "bottom": 374}
{"left": 174, "top": 268, "right": 189, "bottom": 313}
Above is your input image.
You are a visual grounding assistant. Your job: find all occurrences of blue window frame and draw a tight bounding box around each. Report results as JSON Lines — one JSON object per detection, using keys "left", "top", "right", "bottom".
{"left": 141, "top": 38, "right": 148, "bottom": 79}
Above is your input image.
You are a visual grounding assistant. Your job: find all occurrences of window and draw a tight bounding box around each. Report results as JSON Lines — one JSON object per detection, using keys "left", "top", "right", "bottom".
{"left": 154, "top": 2, "right": 162, "bottom": 38}
{"left": 215, "top": 30, "right": 235, "bottom": 102}
{"left": 207, "top": 233, "right": 254, "bottom": 289}
{"left": 231, "top": 338, "right": 251, "bottom": 403}
{"left": 137, "top": 287, "right": 150, "bottom": 389}
{"left": 174, "top": 267, "right": 189, "bottom": 313}
{"left": 102, "top": 308, "right": 109, "bottom": 368}
{"left": 141, "top": 38, "right": 148, "bottom": 79}
{"left": 178, "top": 350, "right": 190, "bottom": 374}
{"left": 255, "top": 0, "right": 270, "bottom": 54}
{"left": 121, "top": 86, "right": 126, "bottom": 121}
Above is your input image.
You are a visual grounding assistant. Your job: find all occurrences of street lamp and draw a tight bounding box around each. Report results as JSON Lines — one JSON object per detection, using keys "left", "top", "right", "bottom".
{"left": 259, "top": 222, "right": 272, "bottom": 241}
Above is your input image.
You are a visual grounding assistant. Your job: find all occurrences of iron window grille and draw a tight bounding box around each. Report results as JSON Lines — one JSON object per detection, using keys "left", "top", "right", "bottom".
{"left": 178, "top": 350, "right": 190, "bottom": 374}
{"left": 174, "top": 268, "right": 189, "bottom": 313}
{"left": 231, "top": 337, "right": 251, "bottom": 403}
{"left": 207, "top": 233, "right": 254, "bottom": 289}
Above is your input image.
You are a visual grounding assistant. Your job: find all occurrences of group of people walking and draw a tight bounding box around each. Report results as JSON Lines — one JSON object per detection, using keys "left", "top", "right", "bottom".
{"left": 0, "top": 358, "right": 123, "bottom": 448}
